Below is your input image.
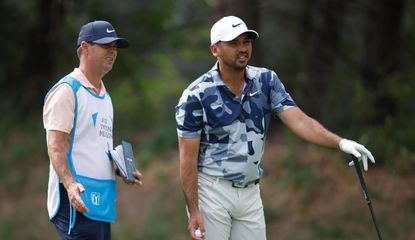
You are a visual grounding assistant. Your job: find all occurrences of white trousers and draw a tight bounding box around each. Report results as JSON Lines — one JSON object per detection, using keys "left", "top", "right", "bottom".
{"left": 197, "top": 173, "right": 266, "bottom": 240}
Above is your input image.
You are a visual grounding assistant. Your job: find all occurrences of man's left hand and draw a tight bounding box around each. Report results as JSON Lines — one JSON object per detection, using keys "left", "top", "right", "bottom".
{"left": 339, "top": 139, "right": 375, "bottom": 171}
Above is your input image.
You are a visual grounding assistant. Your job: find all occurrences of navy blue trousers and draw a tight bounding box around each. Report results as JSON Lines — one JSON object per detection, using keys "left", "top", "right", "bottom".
{"left": 51, "top": 184, "right": 111, "bottom": 240}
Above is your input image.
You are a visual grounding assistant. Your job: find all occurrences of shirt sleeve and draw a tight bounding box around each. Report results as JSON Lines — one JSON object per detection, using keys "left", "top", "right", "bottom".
{"left": 175, "top": 89, "right": 204, "bottom": 138}
{"left": 43, "top": 84, "right": 75, "bottom": 133}
{"left": 269, "top": 71, "right": 297, "bottom": 113}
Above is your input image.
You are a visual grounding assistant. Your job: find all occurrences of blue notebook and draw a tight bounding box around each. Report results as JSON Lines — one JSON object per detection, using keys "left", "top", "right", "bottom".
{"left": 121, "top": 141, "right": 137, "bottom": 184}
{"left": 110, "top": 141, "right": 137, "bottom": 184}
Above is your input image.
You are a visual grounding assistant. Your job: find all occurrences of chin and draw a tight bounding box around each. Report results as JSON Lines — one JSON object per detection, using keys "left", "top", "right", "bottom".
{"left": 236, "top": 63, "right": 248, "bottom": 70}
{"left": 236, "top": 59, "right": 249, "bottom": 67}
{"left": 105, "top": 64, "right": 114, "bottom": 71}
{"left": 102, "top": 67, "right": 113, "bottom": 75}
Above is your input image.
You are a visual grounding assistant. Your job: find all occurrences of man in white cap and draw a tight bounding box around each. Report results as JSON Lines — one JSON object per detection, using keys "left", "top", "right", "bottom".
{"left": 43, "top": 20, "right": 142, "bottom": 239}
{"left": 175, "top": 16, "right": 375, "bottom": 240}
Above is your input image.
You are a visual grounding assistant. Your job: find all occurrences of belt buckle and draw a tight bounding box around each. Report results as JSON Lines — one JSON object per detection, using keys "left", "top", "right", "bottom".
{"left": 232, "top": 182, "right": 247, "bottom": 188}
{"left": 231, "top": 179, "right": 260, "bottom": 188}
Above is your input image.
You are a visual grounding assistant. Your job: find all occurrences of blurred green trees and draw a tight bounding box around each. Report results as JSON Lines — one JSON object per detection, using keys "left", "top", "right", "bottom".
{"left": 0, "top": 0, "right": 412, "bottom": 158}
{"left": 1, "top": 0, "right": 413, "bottom": 163}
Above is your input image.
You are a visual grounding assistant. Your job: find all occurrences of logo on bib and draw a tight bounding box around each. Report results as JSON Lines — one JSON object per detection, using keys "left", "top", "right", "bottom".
{"left": 91, "top": 192, "right": 101, "bottom": 206}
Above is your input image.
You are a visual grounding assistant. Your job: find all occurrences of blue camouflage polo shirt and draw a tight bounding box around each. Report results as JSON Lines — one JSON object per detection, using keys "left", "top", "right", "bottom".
{"left": 176, "top": 63, "right": 297, "bottom": 185}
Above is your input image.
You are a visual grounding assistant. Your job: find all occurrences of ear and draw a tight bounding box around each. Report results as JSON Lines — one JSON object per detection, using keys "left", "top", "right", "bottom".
{"left": 81, "top": 41, "right": 90, "bottom": 51}
{"left": 210, "top": 44, "right": 218, "bottom": 57}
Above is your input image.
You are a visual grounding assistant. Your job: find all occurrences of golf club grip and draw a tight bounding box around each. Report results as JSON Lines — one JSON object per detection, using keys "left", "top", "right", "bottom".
{"left": 352, "top": 156, "right": 371, "bottom": 203}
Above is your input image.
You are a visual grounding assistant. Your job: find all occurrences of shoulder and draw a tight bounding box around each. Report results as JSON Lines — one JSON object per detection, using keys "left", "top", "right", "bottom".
{"left": 49, "top": 76, "right": 81, "bottom": 94}
{"left": 177, "top": 69, "right": 218, "bottom": 108}
{"left": 246, "top": 65, "right": 278, "bottom": 81}
{"left": 246, "top": 65, "right": 283, "bottom": 90}
{"left": 60, "top": 76, "right": 83, "bottom": 92}
{"left": 184, "top": 69, "right": 217, "bottom": 96}
{"left": 45, "top": 84, "right": 73, "bottom": 106}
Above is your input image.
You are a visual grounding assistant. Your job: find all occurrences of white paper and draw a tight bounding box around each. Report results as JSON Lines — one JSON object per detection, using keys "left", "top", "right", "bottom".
{"left": 110, "top": 145, "right": 128, "bottom": 177}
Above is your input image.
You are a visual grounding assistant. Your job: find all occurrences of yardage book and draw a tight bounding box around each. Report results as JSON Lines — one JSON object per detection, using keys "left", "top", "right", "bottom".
{"left": 110, "top": 141, "right": 137, "bottom": 184}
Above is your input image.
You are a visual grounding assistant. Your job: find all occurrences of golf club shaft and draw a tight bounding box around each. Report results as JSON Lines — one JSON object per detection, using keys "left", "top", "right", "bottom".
{"left": 352, "top": 156, "right": 383, "bottom": 240}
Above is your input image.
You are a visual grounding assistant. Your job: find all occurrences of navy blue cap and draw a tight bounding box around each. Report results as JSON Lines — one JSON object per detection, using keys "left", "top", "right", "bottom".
{"left": 77, "top": 20, "right": 129, "bottom": 48}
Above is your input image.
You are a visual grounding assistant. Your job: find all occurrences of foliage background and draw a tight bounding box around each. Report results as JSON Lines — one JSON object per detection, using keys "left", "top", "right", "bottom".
{"left": 0, "top": 0, "right": 414, "bottom": 239}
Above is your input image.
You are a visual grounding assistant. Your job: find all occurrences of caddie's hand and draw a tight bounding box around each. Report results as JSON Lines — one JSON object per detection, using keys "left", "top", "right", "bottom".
{"left": 67, "top": 182, "right": 89, "bottom": 213}
{"left": 132, "top": 170, "right": 143, "bottom": 186}
{"left": 339, "top": 139, "right": 375, "bottom": 171}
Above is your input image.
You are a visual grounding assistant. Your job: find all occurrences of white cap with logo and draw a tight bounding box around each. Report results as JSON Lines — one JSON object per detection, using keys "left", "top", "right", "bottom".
{"left": 210, "top": 16, "right": 259, "bottom": 45}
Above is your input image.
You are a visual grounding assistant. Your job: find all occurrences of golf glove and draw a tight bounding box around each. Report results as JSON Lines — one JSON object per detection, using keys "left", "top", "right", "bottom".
{"left": 339, "top": 139, "right": 375, "bottom": 171}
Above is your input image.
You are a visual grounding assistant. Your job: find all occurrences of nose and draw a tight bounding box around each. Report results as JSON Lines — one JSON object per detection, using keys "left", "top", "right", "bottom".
{"left": 237, "top": 42, "right": 249, "bottom": 53}
{"left": 239, "top": 43, "right": 247, "bottom": 51}
{"left": 108, "top": 46, "right": 118, "bottom": 54}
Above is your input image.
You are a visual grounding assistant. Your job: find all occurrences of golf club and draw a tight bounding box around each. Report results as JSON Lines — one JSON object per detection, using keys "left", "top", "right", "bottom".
{"left": 351, "top": 156, "right": 383, "bottom": 240}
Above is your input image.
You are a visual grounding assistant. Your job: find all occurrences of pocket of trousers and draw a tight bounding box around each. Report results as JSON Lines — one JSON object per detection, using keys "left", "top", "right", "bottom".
{"left": 198, "top": 173, "right": 216, "bottom": 187}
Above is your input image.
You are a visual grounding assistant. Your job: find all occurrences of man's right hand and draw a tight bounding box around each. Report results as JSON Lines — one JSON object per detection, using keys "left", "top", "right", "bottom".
{"left": 67, "top": 182, "right": 89, "bottom": 213}
{"left": 188, "top": 210, "right": 205, "bottom": 240}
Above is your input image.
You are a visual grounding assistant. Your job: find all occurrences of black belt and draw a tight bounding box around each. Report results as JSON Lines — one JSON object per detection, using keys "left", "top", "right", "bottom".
{"left": 231, "top": 179, "right": 260, "bottom": 188}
